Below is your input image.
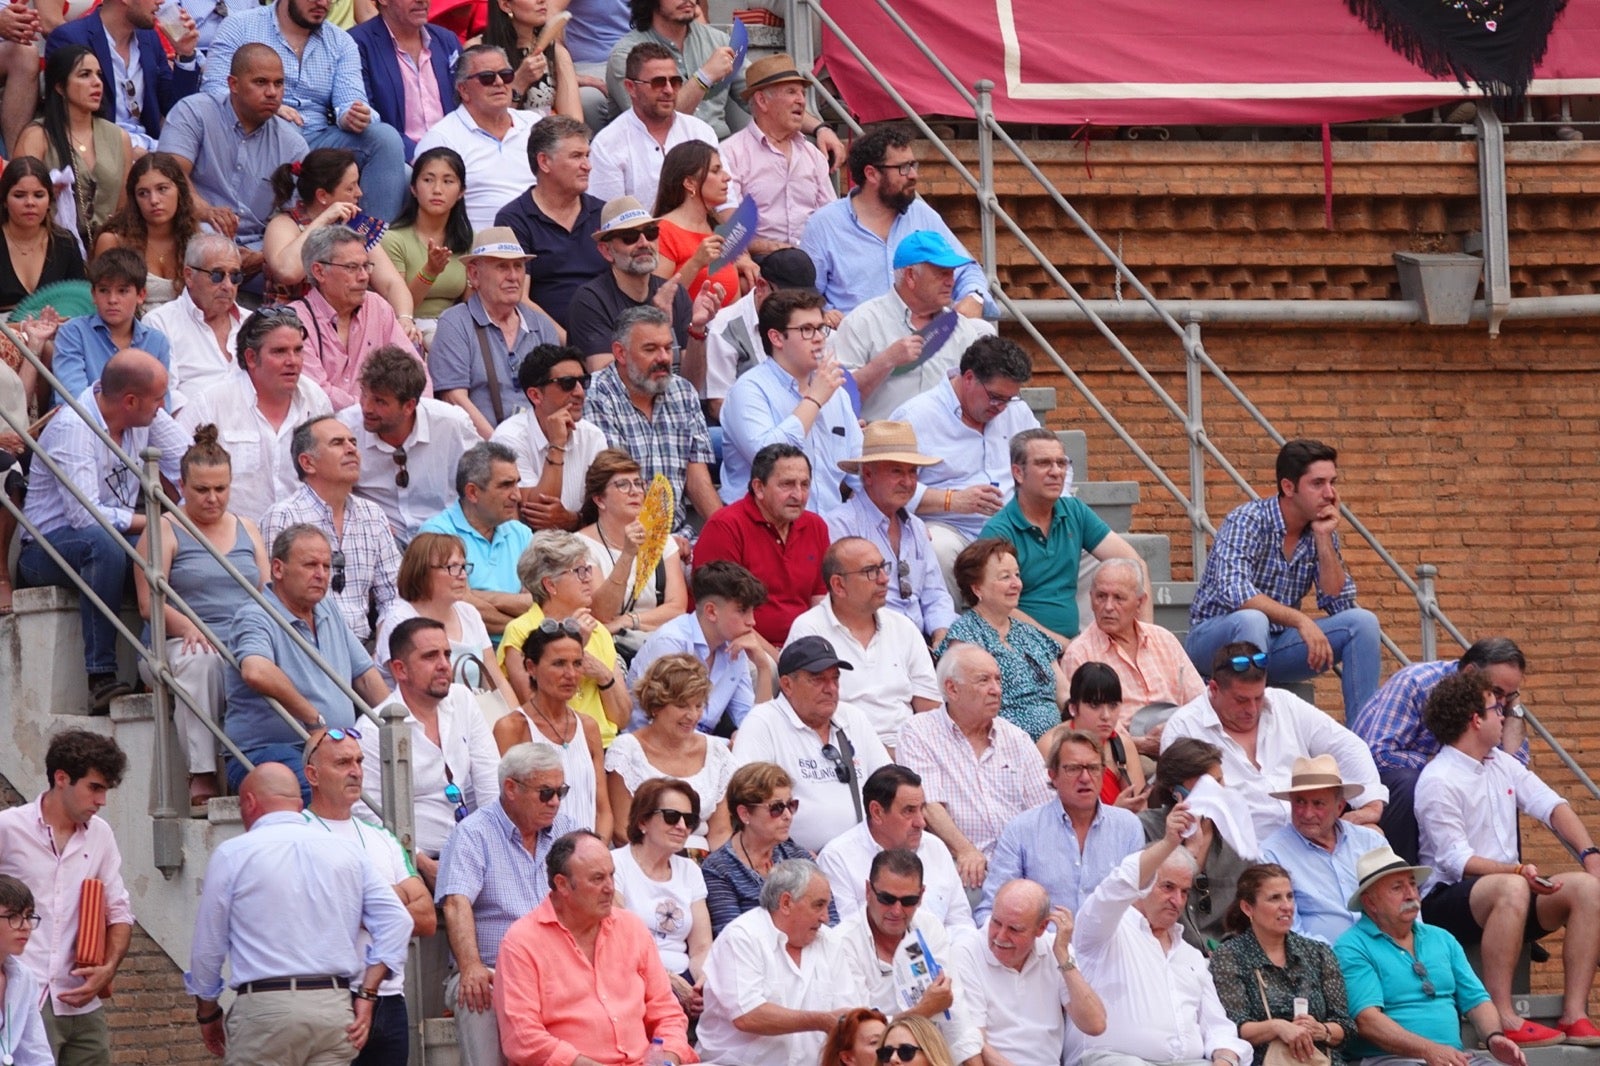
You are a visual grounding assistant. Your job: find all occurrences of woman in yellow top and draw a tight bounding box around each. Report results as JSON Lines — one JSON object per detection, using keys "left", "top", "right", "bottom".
{"left": 495, "top": 529, "right": 630, "bottom": 745}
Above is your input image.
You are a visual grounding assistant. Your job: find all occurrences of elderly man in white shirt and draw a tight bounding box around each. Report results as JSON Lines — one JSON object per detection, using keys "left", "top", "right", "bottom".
{"left": 786, "top": 536, "right": 940, "bottom": 755}
{"left": 1069, "top": 809, "right": 1255, "bottom": 1066}
{"left": 177, "top": 306, "right": 334, "bottom": 524}
{"left": 1161, "top": 641, "right": 1386, "bottom": 841}
{"left": 949, "top": 879, "right": 1107, "bottom": 1066}
{"left": 148, "top": 234, "right": 246, "bottom": 412}
{"left": 489, "top": 343, "right": 609, "bottom": 531}
{"left": 698, "top": 859, "right": 865, "bottom": 1066}
{"left": 817, "top": 765, "right": 973, "bottom": 928}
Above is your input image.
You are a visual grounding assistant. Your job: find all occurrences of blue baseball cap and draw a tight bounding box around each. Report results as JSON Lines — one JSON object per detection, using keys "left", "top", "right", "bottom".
{"left": 892, "top": 230, "right": 974, "bottom": 270}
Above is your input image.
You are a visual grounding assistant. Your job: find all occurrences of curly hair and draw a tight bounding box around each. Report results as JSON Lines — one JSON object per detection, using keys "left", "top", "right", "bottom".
{"left": 1422, "top": 669, "right": 1492, "bottom": 746}
{"left": 103, "top": 152, "right": 200, "bottom": 257}
{"left": 632, "top": 652, "right": 711, "bottom": 719}
{"left": 45, "top": 729, "right": 126, "bottom": 788}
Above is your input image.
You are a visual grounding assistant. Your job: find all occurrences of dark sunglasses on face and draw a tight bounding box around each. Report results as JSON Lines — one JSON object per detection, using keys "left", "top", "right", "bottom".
{"left": 652, "top": 808, "right": 701, "bottom": 831}
{"left": 608, "top": 225, "right": 660, "bottom": 244}
{"left": 629, "top": 74, "right": 685, "bottom": 91}
{"left": 1221, "top": 651, "right": 1269, "bottom": 672}
{"left": 871, "top": 887, "right": 922, "bottom": 908}
{"left": 762, "top": 798, "right": 800, "bottom": 818}
{"left": 470, "top": 67, "right": 516, "bottom": 86}
{"left": 877, "top": 1045, "right": 922, "bottom": 1064}
{"left": 542, "top": 373, "right": 592, "bottom": 392}
{"left": 307, "top": 726, "right": 362, "bottom": 760}
{"left": 444, "top": 782, "right": 470, "bottom": 823}
{"left": 528, "top": 782, "right": 571, "bottom": 803}
{"left": 191, "top": 267, "right": 245, "bottom": 285}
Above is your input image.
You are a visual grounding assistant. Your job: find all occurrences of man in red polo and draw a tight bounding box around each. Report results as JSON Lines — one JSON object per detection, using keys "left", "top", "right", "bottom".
{"left": 694, "top": 443, "right": 828, "bottom": 648}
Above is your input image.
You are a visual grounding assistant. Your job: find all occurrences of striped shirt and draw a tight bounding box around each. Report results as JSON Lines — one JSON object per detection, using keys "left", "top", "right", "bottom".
{"left": 583, "top": 364, "right": 713, "bottom": 533}
{"left": 201, "top": 4, "right": 369, "bottom": 135}
{"left": 1189, "top": 495, "right": 1358, "bottom": 630}
{"left": 260, "top": 484, "right": 400, "bottom": 640}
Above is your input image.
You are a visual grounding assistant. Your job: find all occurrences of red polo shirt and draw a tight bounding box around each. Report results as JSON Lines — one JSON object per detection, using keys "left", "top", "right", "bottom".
{"left": 694, "top": 494, "right": 829, "bottom": 646}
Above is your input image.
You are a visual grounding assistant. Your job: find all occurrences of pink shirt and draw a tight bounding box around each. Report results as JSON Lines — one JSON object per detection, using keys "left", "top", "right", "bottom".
{"left": 392, "top": 31, "right": 446, "bottom": 146}
{"left": 298, "top": 287, "right": 426, "bottom": 409}
{"left": 493, "top": 898, "right": 697, "bottom": 1066}
{"left": 0, "top": 796, "right": 134, "bottom": 1015}
{"left": 720, "top": 122, "right": 836, "bottom": 246}
{"left": 1063, "top": 620, "right": 1206, "bottom": 726}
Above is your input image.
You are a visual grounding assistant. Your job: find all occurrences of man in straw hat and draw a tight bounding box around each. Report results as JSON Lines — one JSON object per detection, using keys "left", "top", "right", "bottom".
{"left": 1414, "top": 670, "right": 1600, "bottom": 1047}
{"left": 719, "top": 54, "right": 838, "bottom": 256}
{"left": 1260, "top": 753, "right": 1387, "bottom": 944}
{"left": 1334, "top": 843, "right": 1528, "bottom": 1066}
{"left": 825, "top": 420, "right": 958, "bottom": 643}
{"left": 431, "top": 227, "right": 562, "bottom": 437}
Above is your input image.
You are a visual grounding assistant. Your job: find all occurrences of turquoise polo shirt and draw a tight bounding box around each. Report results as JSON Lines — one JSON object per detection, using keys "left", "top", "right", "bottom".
{"left": 416, "top": 502, "right": 532, "bottom": 596}
{"left": 1334, "top": 915, "right": 1489, "bottom": 1060}
{"left": 981, "top": 496, "right": 1109, "bottom": 638}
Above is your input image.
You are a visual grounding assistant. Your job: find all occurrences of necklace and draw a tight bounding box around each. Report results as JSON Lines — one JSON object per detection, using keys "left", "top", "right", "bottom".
{"left": 735, "top": 831, "right": 772, "bottom": 876}
{"left": 4, "top": 227, "right": 46, "bottom": 257}
{"left": 595, "top": 522, "right": 640, "bottom": 612}
{"left": 528, "top": 699, "right": 574, "bottom": 748}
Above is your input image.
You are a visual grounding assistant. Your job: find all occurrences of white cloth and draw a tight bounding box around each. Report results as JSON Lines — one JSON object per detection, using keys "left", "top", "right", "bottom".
{"left": 178, "top": 369, "right": 335, "bottom": 524}
{"left": 413, "top": 105, "right": 541, "bottom": 232}
{"left": 490, "top": 409, "right": 609, "bottom": 514}
{"left": 513, "top": 706, "right": 599, "bottom": 832}
{"left": 603, "top": 732, "right": 737, "bottom": 853}
{"left": 1162, "top": 687, "right": 1387, "bottom": 841}
{"left": 697, "top": 908, "right": 863, "bottom": 1066}
{"left": 611, "top": 845, "right": 707, "bottom": 974}
{"left": 588, "top": 108, "right": 718, "bottom": 212}
{"left": 355, "top": 685, "right": 502, "bottom": 856}
{"left": 831, "top": 289, "right": 996, "bottom": 422}
{"left": 1180, "top": 773, "right": 1261, "bottom": 861}
{"left": 815, "top": 819, "right": 974, "bottom": 928}
{"left": 372, "top": 598, "right": 496, "bottom": 689}
{"left": 948, "top": 926, "right": 1073, "bottom": 1066}
{"left": 785, "top": 600, "right": 940, "bottom": 751}
{"left": 145, "top": 290, "right": 244, "bottom": 412}
{"left": 731, "top": 695, "right": 893, "bottom": 855}
{"left": 1068, "top": 851, "right": 1253, "bottom": 1066}
{"left": 704, "top": 288, "right": 763, "bottom": 401}
{"left": 582, "top": 526, "right": 681, "bottom": 613}
{"left": 836, "top": 908, "right": 983, "bottom": 1062}
{"left": 337, "top": 398, "right": 479, "bottom": 545}
{"left": 1416, "top": 744, "right": 1566, "bottom": 895}
{"left": 300, "top": 811, "right": 415, "bottom": 995}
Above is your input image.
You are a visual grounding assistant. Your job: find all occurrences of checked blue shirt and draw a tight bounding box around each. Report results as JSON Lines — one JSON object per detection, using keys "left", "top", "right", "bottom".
{"left": 1189, "top": 495, "right": 1357, "bottom": 631}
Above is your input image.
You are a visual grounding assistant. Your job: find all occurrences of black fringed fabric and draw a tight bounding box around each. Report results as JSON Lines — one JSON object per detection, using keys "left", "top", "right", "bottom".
{"left": 1343, "top": 0, "right": 1569, "bottom": 109}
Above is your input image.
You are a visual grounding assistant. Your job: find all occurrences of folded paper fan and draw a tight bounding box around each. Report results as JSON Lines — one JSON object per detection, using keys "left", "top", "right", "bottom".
{"left": 631, "top": 474, "right": 675, "bottom": 604}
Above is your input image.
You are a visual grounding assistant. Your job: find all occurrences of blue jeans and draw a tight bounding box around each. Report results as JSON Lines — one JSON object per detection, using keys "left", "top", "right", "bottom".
{"left": 353, "top": 994, "right": 409, "bottom": 1066}
{"left": 304, "top": 121, "right": 408, "bottom": 221}
{"left": 17, "top": 524, "right": 131, "bottom": 675}
{"left": 225, "top": 742, "right": 310, "bottom": 803}
{"left": 1185, "top": 606, "right": 1381, "bottom": 713}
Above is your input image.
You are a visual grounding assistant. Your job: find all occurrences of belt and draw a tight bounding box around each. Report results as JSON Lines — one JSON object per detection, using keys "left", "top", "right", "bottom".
{"left": 237, "top": 976, "right": 346, "bottom": 995}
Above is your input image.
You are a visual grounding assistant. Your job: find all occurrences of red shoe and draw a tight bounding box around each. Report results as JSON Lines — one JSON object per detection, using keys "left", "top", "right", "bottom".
{"left": 1557, "top": 1019, "right": 1600, "bottom": 1047}
{"left": 1501, "top": 1021, "right": 1566, "bottom": 1048}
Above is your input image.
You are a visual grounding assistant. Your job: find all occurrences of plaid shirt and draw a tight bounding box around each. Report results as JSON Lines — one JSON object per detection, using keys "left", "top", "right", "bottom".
{"left": 1349, "top": 658, "right": 1530, "bottom": 772}
{"left": 1190, "top": 495, "right": 1357, "bottom": 630}
{"left": 201, "top": 5, "right": 367, "bottom": 134}
{"left": 260, "top": 484, "right": 400, "bottom": 640}
{"left": 583, "top": 364, "right": 713, "bottom": 532}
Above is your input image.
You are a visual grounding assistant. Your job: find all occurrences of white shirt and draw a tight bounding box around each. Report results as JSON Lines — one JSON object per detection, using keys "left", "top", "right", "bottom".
{"left": 1068, "top": 851, "right": 1253, "bottom": 1066}
{"left": 698, "top": 909, "right": 863, "bottom": 1066}
{"left": 355, "top": 685, "right": 502, "bottom": 856}
{"left": 588, "top": 107, "right": 718, "bottom": 213}
{"left": 704, "top": 288, "right": 763, "bottom": 401}
{"left": 146, "top": 290, "right": 245, "bottom": 412}
{"left": 732, "top": 695, "right": 892, "bottom": 855}
{"left": 831, "top": 290, "right": 996, "bottom": 422}
{"left": 301, "top": 810, "right": 415, "bottom": 995}
{"left": 786, "top": 599, "right": 940, "bottom": 751}
{"left": 815, "top": 819, "right": 974, "bottom": 928}
{"left": 836, "top": 908, "right": 983, "bottom": 1062}
{"left": 1416, "top": 744, "right": 1566, "bottom": 895}
{"left": 489, "top": 409, "right": 609, "bottom": 514}
{"left": 337, "top": 398, "right": 479, "bottom": 544}
{"left": 948, "top": 927, "right": 1073, "bottom": 1066}
{"left": 178, "top": 369, "right": 334, "bottom": 524}
{"left": 414, "top": 105, "right": 541, "bottom": 232}
{"left": 1162, "top": 687, "right": 1387, "bottom": 840}
{"left": 611, "top": 845, "right": 707, "bottom": 974}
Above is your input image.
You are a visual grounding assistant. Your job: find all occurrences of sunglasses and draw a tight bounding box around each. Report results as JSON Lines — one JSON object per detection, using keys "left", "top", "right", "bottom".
{"left": 761, "top": 798, "right": 800, "bottom": 818}
{"left": 652, "top": 808, "right": 701, "bottom": 831}
{"left": 1192, "top": 871, "right": 1212, "bottom": 915}
{"left": 1221, "top": 651, "right": 1269, "bottom": 673}
{"left": 1412, "top": 959, "right": 1436, "bottom": 997}
{"left": 819, "top": 743, "right": 851, "bottom": 784}
{"left": 330, "top": 549, "right": 346, "bottom": 595}
{"left": 892, "top": 557, "right": 911, "bottom": 599}
{"left": 519, "top": 781, "right": 571, "bottom": 803}
{"left": 871, "top": 887, "right": 922, "bottom": 908}
{"left": 470, "top": 67, "right": 516, "bottom": 86}
{"left": 629, "top": 74, "right": 685, "bottom": 92}
{"left": 392, "top": 444, "right": 409, "bottom": 488}
{"left": 443, "top": 781, "right": 470, "bottom": 823}
{"left": 608, "top": 225, "right": 659, "bottom": 244}
{"left": 250, "top": 304, "right": 303, "bottom": 330}
{"left": 191, "top": 267, "right": 245, "bottom": 285}
{"left": 541, "top": 373, "right": 592, "bottom": 392}
{"left": 307, "top": 725, "right": 362, "bottom": 760}
{"left": 877, "top": 1045, "right": 922, "bottom": 1064}
{"left": 537, "top": 618, "right": 584, "bottom": 639}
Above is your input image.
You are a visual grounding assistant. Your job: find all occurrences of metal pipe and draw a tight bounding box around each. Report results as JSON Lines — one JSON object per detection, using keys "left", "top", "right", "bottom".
{"left": 141, "top": 448, "right": 183, "bottom": 877}
{"left": 974, "top": 79, "right": 998, "bottom": 292}
{"left": 1183, "top": 322, "right": 1207, "bottom": 577}
{"left": 1476, "top": 109, "right": 1511, "bottom": 336}
{"left": 1525, "top": 709, "right": 1600, "bottom": 806}
{"left": 1416, "top": 564, "right": 1439, "bottom": 662}
{"left": 1003, "top": 296, "right": 1600, "bottom": 324}
{"left": 377, "top": 701, "right": 420, "bottom": 1063}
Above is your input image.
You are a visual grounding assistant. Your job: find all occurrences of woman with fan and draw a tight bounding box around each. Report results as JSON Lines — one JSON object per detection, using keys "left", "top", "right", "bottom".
{"left": 0, "top": 156, "right": 76, "bottom": 409}
{"left": 577, "top": 448, "right": 686, "bottom": 659}
{"left": 480, "top": 0, "right": 581, "bottom": 118}
{"left": 652, "top": 141, "right": 744, "bottom": 302}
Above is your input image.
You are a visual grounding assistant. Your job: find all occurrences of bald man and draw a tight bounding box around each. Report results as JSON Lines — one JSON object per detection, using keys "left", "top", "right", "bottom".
{"left": 18, "top": 350, "right": 186, "bottom": 712}
{"left": 185, "top": 762, "right": 412, "bottom": 1066}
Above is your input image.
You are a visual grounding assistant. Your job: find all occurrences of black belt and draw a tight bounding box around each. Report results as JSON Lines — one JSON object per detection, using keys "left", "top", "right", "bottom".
{"left": 237, "top": 975, "right": 346, "bottom": 995}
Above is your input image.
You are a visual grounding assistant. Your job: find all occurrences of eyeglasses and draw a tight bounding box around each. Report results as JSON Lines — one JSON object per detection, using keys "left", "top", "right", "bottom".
{"left": 628, "top": 74, "right": 685, "bottom": 91}
{"left": 542, "top": 373, "right": 592, "bottom": 392}
{"left": 469, "top": 67, "right": 517, "bottom": 86}
{"left": 876, "top": 1045, "right": 923, "bottom": 1064}
{"left": 979, "top": 383, "right": 1016, "bottom": 409}
{"left": 561, "top": 563, "right": 595, "bottom": 582}
{"left": 845, "top": 561, "right": 893, "bottom": 580}
{"left": 819, "top": 743, "right": 851, "bottom": 784}
{"left": 608, "top": 225, "right": 659, "bottom": 244}
{"left": 0, "top": 912, "right": 40, "bottom": 931}
{"left": 761, "top": 798, "right": 800, "bottom": 818}
{"left": 443, "top": 782, "right": 470, "bottom": 823}
{"left": 392, "top": 444, "right": 409, "bottom": 488}
{"left": 190, "top": 267, "right": 245, "bottom": 285}
{"left": 1056, "top": 762, "right": 1103, "bottom": 778}
{"left": 1192, "top": 872, "right": 1212, "bottom": 915}
{"left": 1490, "top": 686, "right": 1521, "bottom": 710}
{"left": 873, "top": 160, "right": 919, "bottom": 178}
{"left": 306, "top": 726, "right": 363, "bottom": 761}
{"left": 536, "top": 618, "right": 584, "bottom": 639}
{"left": 318, "top": 260, "right": 374, "bottom": 274}
{"left": 330, "top": 549, "right": 347, "bottom": 594}
{"left": 781, "top": 323, "right": 833, "bottom": 340}
{"left": 433, "top": 561, "right": 474, "bottom": 578}
{"left": 652, "top": 808, "right": 701, "bottom": 831}
{"left": 517, "top": 780, "right": 571, "bottom": 803}
{"left": 608, "top": 477, "right": 647, "bottom": 494}
{"left": 1412, "top": 959, "right": 1437, "bottom": 997}
{"left": 1221, "top": 652, "right": 1269, "bottom": 673}
{"left": 870, "top": 886, "right": 922, "bottom": 908}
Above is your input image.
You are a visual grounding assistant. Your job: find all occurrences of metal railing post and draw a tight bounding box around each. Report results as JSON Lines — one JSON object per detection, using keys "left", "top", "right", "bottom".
{"left": 1474, "top": 109, "right": 1511, "bottom": 336}
{"left": 1416, "top": 564, "right": 1439, "bottom": 662}
{"left": 376, "top": 702, "right": 421, "bottom": 1063}
{"left": 141, "top": 449, "right": 183, "bottom": 877}
{"left": 785, "top": 0, "right": 815, "bottom": 115}
{"left": 1183, "top": 319, "right": 1207, "bottom": 577}
{"left": 974, "top": 79, "right": 998, "bottom": 291}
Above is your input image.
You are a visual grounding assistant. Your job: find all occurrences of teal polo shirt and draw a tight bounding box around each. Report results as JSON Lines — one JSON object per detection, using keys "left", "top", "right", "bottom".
{"left": 417, "top": 502, "right": 532, "bottom": 596}
{"left": 981, "top": 496, "right": 1108, "bottom": 638}
{"left": 1334, "top": 915, "right": 1489, "bottom": 1060}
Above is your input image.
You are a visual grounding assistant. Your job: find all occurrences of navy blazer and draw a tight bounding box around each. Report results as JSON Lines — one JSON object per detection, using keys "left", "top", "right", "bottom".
{"left": 46, "top": 11, "right": 201, "bottom": 143}
{"left": 348, "top": 18, "right": 461, "bottom": 161}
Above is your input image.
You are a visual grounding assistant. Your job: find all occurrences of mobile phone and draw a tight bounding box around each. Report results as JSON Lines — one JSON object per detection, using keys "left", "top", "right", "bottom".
{"left": 1293, "top": 997, "right": 1309, "bottom": 1018}
{"left": 1533, "top": 875, "right": 1556, "bottom": 889}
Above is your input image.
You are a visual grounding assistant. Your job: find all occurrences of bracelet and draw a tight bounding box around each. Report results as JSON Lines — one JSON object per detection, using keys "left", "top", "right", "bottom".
{"left": 547, "top": 459, "right": 563, "bottom": 467}
{"left": 629, "top": 611, "right": 641, "bottom": 629}
{"left": 352, "top": 988, "right": 379, "bottom": 1002}
{"left": 597, "top": 677, "right": 616, "bottom": 691}
{"left": 548, "top": 443, "right": 566, "bottom": 452}
{"left": 687, "top": 325, "right": 708, "bottom": 341}
{"left": 196, "top": 1007, "right": 223, "bottom": 1025}
{"left": 944, "top": 489, "right": 954, "bottom": 510}
{"left": 397, "top": 314, "right": 415, "bottom": 322}
{"left": 694, "top": 68, "right": 712, "bottom": 89}
{"left": 1485, "top": 1032, "right": 1507, "bottom": 1046}
{"left": 417, "top": 271, "right": 438, "bottom": 285}
{"left": 801, "top": 396, "right": 822, "bottom": 410}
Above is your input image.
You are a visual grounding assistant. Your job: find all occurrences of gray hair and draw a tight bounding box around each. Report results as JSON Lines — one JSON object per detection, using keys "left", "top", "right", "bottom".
{"left": 288, "top": 414, "right": 340, "bottom": 482}
{"left": 612, "top": 304, "right": 671, "bottom": 349}
{"left": 497, "top": 742, "right": 564, "bottom": 789}
{"left": 516, "top": 530, "right": 590, "bottom": 604}
{"left": 301, "top": 224, "right": 364, "bottom": 281}
{"left": 1092, "top": 557, "right": 1146, "bottom": 595}
{"left": 1157, "top": 846, "right": 1201, "bottom": 878}
{"left": 527, "top": 115, "right": 589, "bottom": 172}
{"left": 935, "top": 642, "right": 990, "bottom": 689}
{"left": 270, "top": 522, "right": 330, "bottom": 562}
{"left": 184, "top": 232, "right": 239, "bottom": 269}
{"left": 1008, "top": 427, "right": 1059, "bottom": 469}
{"left": 759, "top": 858, "right": 822, "bottom": 913}
{"left": 1460, "top": 636, "right": 1527, "bottom": 673}
{"left": 455, "top": 441, "right": 517, "bottom": 498}
{"left": 454, "top": 44, "right": 508, "bottom": 87}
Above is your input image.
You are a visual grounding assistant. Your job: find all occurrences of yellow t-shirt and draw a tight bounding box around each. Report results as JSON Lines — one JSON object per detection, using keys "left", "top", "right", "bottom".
{"left": 498, "top": 604, "right": 620, "bottom": 746}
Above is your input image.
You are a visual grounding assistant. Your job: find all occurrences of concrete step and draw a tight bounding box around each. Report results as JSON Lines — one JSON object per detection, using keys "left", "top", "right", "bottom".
{"left": 423, "top": 1017, "right": 461, "bottom": 1066}
{"left": 1077, "top": 480, "right": 1139, "bottom": 533}
{"left": 1125, "top": 532, "right": 1171, "bottom": 585}
{"left": 1058, "top": 429, "right": 1088, "bottom": 480}
{"left": 1152, "top": 580, "right": 1195, "bottom": 638}
{"left": 1021, "top": 385, "right": 1057, "bottom": 421}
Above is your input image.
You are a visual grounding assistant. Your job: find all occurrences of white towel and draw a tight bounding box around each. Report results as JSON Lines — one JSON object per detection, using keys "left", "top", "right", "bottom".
{"left": 1183, "top": 773, "right": 1261, "bottom": 860}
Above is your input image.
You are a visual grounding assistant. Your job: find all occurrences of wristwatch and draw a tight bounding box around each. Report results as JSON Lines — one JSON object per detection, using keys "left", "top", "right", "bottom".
{"left": 1580, "top": 847, "right": 1600, "bottom": 864}
{"left": 1505, "top": 702, "right": 1525, "bottom": 719}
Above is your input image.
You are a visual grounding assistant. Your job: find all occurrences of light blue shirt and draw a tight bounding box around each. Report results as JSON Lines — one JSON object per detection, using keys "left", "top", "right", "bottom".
{"left": 801, "top": 192, "right": 993, "bottom": 316}
{"left": 825, "top": 492, "right": 957, "bottom": 637}
{"left": 718, "top": 357, "right": 862, "bottom": 514}
{"left": 626, "top": 612, "right": 754, "bottom": 734}
{"left": 201, "top": 5, "right": 369, "bottom": 134}
{"left": 417, "top": 501, "right": 533, "bottom": 596}
{"left": 184, "top": 810, "right": 412, "bottom": 998}
{"left": 976, "top": 799, "right": 1145, "bottom": 924}
{"left": 0, "top": 956, "right": 52, "bottom": 1066}
{"left": 1261, "top": 820, "right": 1387, "bottom": 945}
{"left": 51, "top": 315, "right": 173, "bottom": 407}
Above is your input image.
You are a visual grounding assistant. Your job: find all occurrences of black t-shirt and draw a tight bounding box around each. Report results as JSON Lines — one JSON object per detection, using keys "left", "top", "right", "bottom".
{"left": 566, "top": 272, "right": 692, "bottom": 361}
{"left": 493, "top": 190, "right": 609, "bottom": 331}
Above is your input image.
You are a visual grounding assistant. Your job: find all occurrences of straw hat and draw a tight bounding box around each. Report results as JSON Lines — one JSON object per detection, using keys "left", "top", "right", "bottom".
{"left": 741, "top": 54, "right": 807, "bottom": 101}
{"left": 460, "top": 227, "right": 533, "bottom": 261}
{"left": 838, "top": 421, "right": 937, "bottom": 473}
{"left": 1347, "top": 844, "right": 1432, "bottom": 913}
{"left": 1267, "top": 754, "right": 1364, "bottom": 801}
{"left": 591, "top": 196, "right": 663, "bottom": 240}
